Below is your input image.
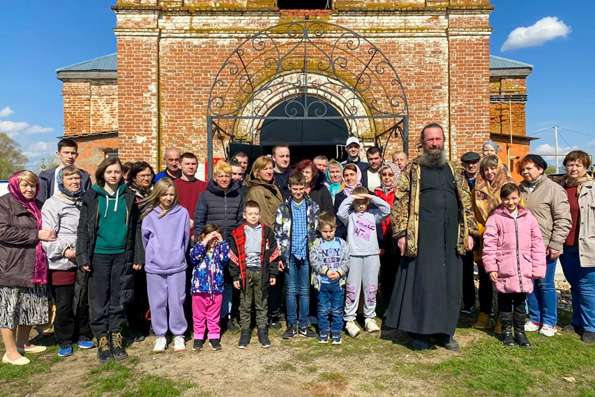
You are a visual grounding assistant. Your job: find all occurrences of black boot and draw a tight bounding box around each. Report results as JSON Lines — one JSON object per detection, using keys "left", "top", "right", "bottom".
{"left": 238, "top": 330, "right": 251, "bottom": 349}
{"left": 96, "top": 335, "right": 112, "bottom": 363}
{"left": 257, "top": 327, "right": 271, "bottom": 348}
{"left": 437, "top": 334, "right": 460, "bottom": 352}
{"left": 513, "top": 311, "right": 531, "bottom": 348}
{"left": 500, "top": 312, "right": 515, "bottom": 347}
{"left": 110, "top": 331, "right": 129, "bottom": 360}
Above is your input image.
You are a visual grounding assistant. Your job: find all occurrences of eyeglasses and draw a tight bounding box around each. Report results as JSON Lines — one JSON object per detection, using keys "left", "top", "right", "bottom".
{"left": 381, "top": 173, "right": 394, "bottom": 177}
{"left": 137, "top": 173, "right": 153, "bottom": 179}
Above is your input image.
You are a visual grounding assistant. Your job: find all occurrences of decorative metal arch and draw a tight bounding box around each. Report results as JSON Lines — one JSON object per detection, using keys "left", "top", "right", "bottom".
{"left": 206, "top": 20, "right": 409, "bottom": 176}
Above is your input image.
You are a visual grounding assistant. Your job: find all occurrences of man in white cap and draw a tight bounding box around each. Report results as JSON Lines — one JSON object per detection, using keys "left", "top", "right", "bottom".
{"left": 341, "top": 136, "right": 369, "bottom": 187}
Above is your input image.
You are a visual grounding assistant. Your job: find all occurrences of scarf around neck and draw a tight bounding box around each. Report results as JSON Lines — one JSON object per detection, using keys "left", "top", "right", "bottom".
{"left": 562, "top": 173, "right": 592, "bottom": 190}
{"left": 56, "top": 168, "right": 82, "bottom": 199}
{"left": 8, "top": 172, "right": 48, "bottom": 285}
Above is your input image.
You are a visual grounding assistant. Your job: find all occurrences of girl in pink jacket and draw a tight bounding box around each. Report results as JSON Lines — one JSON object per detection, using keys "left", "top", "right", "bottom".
{"left": 483, "top": 183, "right": 546, "bottom": 347}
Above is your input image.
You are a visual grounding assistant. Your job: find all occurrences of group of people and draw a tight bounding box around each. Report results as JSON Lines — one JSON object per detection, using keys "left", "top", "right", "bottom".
{"left": 1, "top": 122, "right": 593, "bottom": 367}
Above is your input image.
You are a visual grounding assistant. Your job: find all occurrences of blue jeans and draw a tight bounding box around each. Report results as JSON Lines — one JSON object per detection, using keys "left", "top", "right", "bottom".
{"left": 285, "top": 255, "right": 310, "bottom": 328}
{"left": 527, "top": 258, "right": 558, "bottom": 327}
{"left": 317, "top": 282, "right": 344, "bottom": 337}
{"left": 560, "top": 246, "right": 595, "bottom": 333}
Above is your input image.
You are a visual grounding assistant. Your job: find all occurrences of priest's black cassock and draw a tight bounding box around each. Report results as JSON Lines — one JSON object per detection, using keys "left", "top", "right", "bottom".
{"left": 384, "top": 164, "right": 462, "bottom": 336}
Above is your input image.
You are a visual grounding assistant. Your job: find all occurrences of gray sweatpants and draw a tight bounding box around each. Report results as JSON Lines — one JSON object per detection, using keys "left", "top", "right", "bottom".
{"left": 343, "top": 255, "right": 380, "bottom": 322}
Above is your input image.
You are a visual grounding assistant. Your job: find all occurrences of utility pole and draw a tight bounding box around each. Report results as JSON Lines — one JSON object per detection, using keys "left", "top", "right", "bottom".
{"left": 554, "top": 125, "right": 559, "bottom": 173}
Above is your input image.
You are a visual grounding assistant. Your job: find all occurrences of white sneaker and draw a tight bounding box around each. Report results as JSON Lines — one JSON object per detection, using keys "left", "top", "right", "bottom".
{"left": 345, "top": 320, "right": 361, "bottom": 337}
{"left": 524, "top": 321, "right": 541, "bottom": 332}
{"left": 365, "top": 318, "right": 380, "bottom": 333}
{"left": 539, "top": 324, "right": 557, "bottom": 337}
{"left": 173, "top": 335, "right": 186, "bottom": 352}
{"left": 153, "top": 336, "right": 167, "bottom": 352}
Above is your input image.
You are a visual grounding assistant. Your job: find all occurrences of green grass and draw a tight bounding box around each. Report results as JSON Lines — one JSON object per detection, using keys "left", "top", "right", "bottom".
{"left": 0, "top": 345, "right": 60, "bottom": 397}
{"left": 1, "top": 315, "right": 594, "bottom": 396}
{"left": 0, "top": 346, "right": 59, "bottom": 384}
{"left": 86, "top": 360, "right": 133, "bottom": 396}
{"left": 85, "top": 357, "right": 194, "bottom": 397}
{"left": 404, "top": 333, "right": 595, "bottom": 397}
{"left": 122, "top": 375, "right": 193, "bottom": 397}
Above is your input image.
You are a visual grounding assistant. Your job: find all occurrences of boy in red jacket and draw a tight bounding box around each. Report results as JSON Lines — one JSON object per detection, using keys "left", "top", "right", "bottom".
{"left": 229, "top": 200, "right": 281, "bottom": 349}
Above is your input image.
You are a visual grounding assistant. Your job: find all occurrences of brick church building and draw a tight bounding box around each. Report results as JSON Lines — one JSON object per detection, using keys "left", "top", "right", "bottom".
{"left": 56, "top": 0, "right": 534, "bottom": 179}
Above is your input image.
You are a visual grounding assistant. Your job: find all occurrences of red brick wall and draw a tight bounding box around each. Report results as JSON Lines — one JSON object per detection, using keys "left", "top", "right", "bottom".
{"left": 62, "top": 80, "right": 117, "bottom": 135}
{"left": 489, "top": 78, "right": 528, "bottom": 136}
{"left": 117, "top": 36, "right": 160, "bottom": 166}
{"left": 448, "top": 35, "right": 491, "bottom": 158}
{"left": 74, "top": 135, "right": 119, "bottom": 181}
{"left": 62, "top": 1, "right": 498, "bottom": 171}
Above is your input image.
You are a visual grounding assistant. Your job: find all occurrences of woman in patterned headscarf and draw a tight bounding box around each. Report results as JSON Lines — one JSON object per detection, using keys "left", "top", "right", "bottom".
{"left": 0, "top": 171, "right": 56, "bottom": 365}
{"left": 374, "top": 162, "right": 400, "bottom": 308}
{"left": 41, "top": 166, "right": 95, "bottom": 357}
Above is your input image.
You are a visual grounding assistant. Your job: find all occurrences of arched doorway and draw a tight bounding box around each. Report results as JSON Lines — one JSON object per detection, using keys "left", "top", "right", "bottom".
{"left": 260, "top": 95, "right": 348, "bottom": 161}
{"left": 206, "top": 20, "right": 409, "bottom": 177}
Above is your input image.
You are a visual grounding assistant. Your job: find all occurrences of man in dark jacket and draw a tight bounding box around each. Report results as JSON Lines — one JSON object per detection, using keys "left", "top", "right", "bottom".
{"left": 272, "top": 145, "right": 291, "bottom": 199}
{"left": 37, "top": 138, "right": 91, "bottom": 205}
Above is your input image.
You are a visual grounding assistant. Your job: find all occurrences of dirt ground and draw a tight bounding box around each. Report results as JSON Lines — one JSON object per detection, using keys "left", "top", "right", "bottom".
{"left": 4, "top": 325, "right": 484, "bottom": 397}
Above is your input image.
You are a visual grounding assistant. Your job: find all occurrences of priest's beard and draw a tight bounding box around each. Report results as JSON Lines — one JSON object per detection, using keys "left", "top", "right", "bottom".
{"left": 419, "top": 149, "right": 447, "bottom": 168}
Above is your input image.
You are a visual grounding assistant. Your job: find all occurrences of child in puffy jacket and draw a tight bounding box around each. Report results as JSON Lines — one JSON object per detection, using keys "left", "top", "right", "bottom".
{"left": 482, "top": 183, "right": 546, "bottom": 347}
{"left": 189, "top": 224, "right": 229, "bottom": 352}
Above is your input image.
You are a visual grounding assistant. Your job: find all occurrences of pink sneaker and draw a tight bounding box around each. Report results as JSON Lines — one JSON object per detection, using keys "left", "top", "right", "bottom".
{"left": 524, "top": 321, "right": 541, "bottom": 332}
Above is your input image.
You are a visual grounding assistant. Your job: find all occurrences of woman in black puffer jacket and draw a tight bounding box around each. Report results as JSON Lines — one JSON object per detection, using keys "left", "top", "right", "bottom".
{"left": 194, "top": 161, "right": 244, "bottom": 240}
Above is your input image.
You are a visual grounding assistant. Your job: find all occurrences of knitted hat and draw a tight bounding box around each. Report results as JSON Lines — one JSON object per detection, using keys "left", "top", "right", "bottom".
{"left": 482, "top": 140, "right": 499, "bottom": 153}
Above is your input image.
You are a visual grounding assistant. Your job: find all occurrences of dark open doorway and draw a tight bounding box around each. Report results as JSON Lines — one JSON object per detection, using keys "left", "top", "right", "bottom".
{"left": 260, "top": 95, "right": 348, "bottom": 163}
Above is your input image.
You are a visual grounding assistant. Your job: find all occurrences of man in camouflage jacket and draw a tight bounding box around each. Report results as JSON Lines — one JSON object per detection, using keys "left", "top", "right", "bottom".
{"left": 391, "top": 152, "right": 478, "bottom": 257}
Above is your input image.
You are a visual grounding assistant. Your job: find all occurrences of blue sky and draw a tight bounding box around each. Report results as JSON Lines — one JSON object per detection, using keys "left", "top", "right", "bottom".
{"left": 1, "top": 0, "right": 593, "bottom": 169}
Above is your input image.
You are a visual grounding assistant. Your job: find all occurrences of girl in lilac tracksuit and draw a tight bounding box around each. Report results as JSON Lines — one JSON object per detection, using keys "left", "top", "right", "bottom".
{"left": 483, "top": 182, "right": 546, "bottom": 348}
{"left": 141, "top": 178, "right": 190, "bottom": 352}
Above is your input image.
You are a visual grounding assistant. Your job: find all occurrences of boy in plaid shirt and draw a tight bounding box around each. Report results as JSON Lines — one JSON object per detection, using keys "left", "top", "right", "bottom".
{"left": 274, "top": 172, "right": 319, "bottom": 338}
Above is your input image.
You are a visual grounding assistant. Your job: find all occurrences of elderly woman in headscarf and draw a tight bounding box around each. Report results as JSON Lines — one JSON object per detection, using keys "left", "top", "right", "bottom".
{"left": 41, "top": 166, "right": 94, "bottom": 357}
{"left": 482, "top": 140, "right": 499, "bottom": 157}
{"left": 374, "top": 162, "right": 400, "bottom": 307}
{"left": 333, "top": 163, "right": 363, "bottom": 239}
{"left": 325, "top": 159, "right": 344, "bottom": 204}
{"left": 0, "top": 171, "right": 56, "bottom": 365}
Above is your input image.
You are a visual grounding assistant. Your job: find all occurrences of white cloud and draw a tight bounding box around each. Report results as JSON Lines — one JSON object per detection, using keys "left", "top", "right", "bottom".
{"left": 0, "top": 120, "right": 29, "bottom": 134}
{"left": 501, "top": 16, "right": 571, "bottom": 51}
{"left": 0, "top": 106, "right": 14, "bottom": 117}
{"left": 25, "top": 125, "right": 54, "bottom": 133}
{"left": 22, "top": 141, "right": 55, "bottom": 160}
{"left": 0, "top": 120, "right": 54, "bottom": 135}
{"left": 533, "top": 143, "right": 578, "bottom": 162}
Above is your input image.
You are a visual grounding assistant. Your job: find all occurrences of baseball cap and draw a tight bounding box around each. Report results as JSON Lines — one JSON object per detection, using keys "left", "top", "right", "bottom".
{"left": 345, "top": 137, "right": 361, "bottom": 147}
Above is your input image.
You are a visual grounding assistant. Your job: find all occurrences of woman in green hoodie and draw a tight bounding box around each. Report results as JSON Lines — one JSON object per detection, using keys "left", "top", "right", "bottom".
{"left": 76, "top": 157, "right": 144, "bottom": 364}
